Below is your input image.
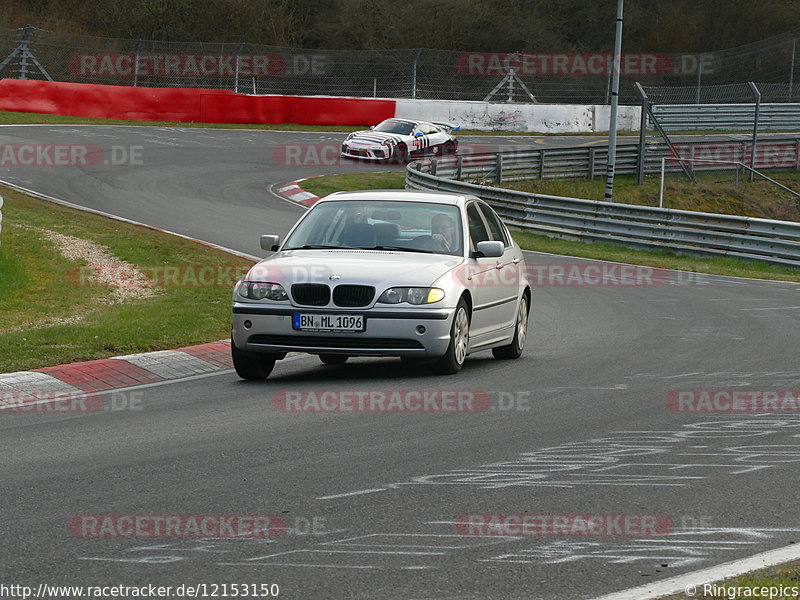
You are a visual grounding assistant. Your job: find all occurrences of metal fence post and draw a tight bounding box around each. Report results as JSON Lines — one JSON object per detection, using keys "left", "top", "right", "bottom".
{"left": 635, "top": 82, "right": 649, "bottom": 185}
{"left": 456, "top": 156, "right": 463, "bottom": 180}
{"left": 495, "top": 153, "right": 503, "bottom": 184}
{"left": 749, "top": 81, "right": 761, "bottom": 182}
{"left": 18, "top": 24, "right": 33, "bottom": 79}
{"left": 411, "top": 48, "right": 422, "bottom": 99}
{"left": 790, "top": 31, "right": 797, "bottom": 101}
{"left": 695, "top": 53, "right": 705, "bottom": 104}
{"left": 796, "top": 138, "right": 800, "bottom": 170}
{"left": 538, "top": 149, "right": 545, "bottom": 180}
{"left": 133, "top": 40, "right": 141, "bottom": 87}
{"left": 234, "top": 42, "right": 244, "bottom": 93}
{"left": 588, "top": 147, "right": 596, "bottom": 180}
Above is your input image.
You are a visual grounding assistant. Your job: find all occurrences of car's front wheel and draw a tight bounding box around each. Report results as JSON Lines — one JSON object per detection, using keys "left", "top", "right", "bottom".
{"left": 492, "top": 295, "right": 528, "bottom": 360}
{"left": 319, "top": 354, "right": 349, "bottom": 365}
{"left": 431, "top": 299, "right": 470, "bottom": 375}
{"left": 392, "top": 143, "right": 410, "bottom": 163}
{"left": 232, "top": 341, "right": 276, "bottom": 380}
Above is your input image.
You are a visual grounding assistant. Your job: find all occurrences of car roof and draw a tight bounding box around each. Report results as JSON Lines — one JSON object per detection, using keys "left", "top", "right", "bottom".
{"left": 377, "top": 118, "right": 439, "bottom": 127}
{"left": 319, "top": 189, "right": 473, "bottom": 206}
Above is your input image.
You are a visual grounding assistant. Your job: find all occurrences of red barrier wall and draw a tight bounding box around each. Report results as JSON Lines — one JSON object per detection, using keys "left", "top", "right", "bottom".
{"left": 0, "top": 80, "right": 396, "bottom": 126}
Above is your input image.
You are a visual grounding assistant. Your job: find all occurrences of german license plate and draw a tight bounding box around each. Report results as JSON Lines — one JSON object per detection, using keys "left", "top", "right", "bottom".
{"left": 293, "top": 313, "right": 365, "bottom": 332}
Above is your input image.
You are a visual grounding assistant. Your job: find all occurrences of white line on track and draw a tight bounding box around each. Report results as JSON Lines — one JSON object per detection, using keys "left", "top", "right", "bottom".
{"left": 316, "top": 488, "right": 389, "bottom": 501}
{"left": 589, "top": 542, "right": 800, "bottom": 600}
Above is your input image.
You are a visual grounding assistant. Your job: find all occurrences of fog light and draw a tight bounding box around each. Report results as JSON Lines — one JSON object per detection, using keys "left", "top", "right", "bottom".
{"left": 244, "top": 320, "right": 252, "bottom": 329}
{"left": 415, "top": 325, "right": 426, "bottom": 334}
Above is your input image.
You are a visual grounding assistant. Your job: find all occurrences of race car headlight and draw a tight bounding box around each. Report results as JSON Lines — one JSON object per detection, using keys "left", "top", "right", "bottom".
{"left": 345, "top": 133, "right": 356, "bottom": 141}
{"left": 378, "top": 287, "right": 445, "bottom": 305}
{"left": 236, "top": 281, "right": 288, "bottom": 301}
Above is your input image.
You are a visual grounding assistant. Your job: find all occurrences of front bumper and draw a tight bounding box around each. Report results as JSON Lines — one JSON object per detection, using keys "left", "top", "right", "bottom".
{"left": 232, "top": 304, "right": 455, "bottom": 358}
{"left": 340, "top": 144, "right": 392, "bottom": 161}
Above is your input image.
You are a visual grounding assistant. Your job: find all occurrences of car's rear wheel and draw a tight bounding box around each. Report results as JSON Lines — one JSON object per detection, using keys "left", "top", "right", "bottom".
{"left": 232, "top": 341, "right": 276, "bottom": 380}
{"left": 443, "top": 141, "right": 456, "bottom": 155}
{"left": 431, "top": 299, "right": 469, "bottom": 375}
{"left": 492, "top": 295, "right": 528, "bottom": 360}
{"left": 319, "top": 354, "right": 349, "bottom": 365}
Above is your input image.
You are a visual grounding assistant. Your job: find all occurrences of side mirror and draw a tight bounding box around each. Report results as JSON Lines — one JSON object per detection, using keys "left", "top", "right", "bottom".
{"left": 475, "top": 240, "right": 504, "bottom": 258}
{"left": 415, "top": 131, "right": 423, "bottom": 136}
{"left": 260, "top": 235, "right": 280, "bottom": 252}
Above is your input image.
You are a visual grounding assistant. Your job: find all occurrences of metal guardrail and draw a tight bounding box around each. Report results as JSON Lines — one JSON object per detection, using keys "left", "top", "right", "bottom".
{"left": 407, "top": 153, "right": 800, "bottom": 267}
{"left": 450, "top": 138, "right": 800, "bottom": 183}
{"left": 651, "top": 103, "right": 800, "bottom": 131}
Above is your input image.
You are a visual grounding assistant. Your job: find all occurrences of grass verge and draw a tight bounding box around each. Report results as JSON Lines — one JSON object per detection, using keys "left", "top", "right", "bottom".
{"left": 0, "top": 187, "right": 253, "bottom": 373}
{"left": 662, "top": 559, "right": 800, "bottom": 599}
{"left": 504, "top": 171, "right": 800, "bottom": 221}
{"left": 299, "top": 171, "right": 800, "bottom": 282}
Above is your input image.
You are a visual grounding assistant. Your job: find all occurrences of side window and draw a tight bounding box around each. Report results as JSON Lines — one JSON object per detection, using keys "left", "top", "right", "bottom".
{"left": 466, "top": 203, "right": 490, "bottom": 251}
{"left": 479, "top": 203, "right": 510, "bottom": 246}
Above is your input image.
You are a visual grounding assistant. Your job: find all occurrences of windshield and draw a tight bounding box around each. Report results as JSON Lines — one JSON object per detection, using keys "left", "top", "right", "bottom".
{"left": 372, "top": 119, "right": 415, "bottom": 135}
{"left": 283, "top": 200, "right": 463, "bottom": 256}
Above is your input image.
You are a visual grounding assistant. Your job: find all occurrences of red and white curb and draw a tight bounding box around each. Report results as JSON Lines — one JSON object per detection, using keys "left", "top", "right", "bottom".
{"left": 276, "top": 177, "right": 321, "bottom": 207}
{"left": 0, "top": 341, "right": 232, "bottom": 405}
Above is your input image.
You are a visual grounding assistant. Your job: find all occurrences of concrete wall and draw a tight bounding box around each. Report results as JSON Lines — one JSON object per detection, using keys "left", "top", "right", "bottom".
{"left": 395, "top": 99, "right": 640, "bottom": 133}
{"left": 0, "top": 80, "right": 641, "bottom": 133}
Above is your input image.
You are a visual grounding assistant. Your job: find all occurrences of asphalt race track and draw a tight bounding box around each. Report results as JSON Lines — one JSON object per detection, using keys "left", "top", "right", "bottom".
{"left": 2, "top": 125, "right": 800, "bottom": 600}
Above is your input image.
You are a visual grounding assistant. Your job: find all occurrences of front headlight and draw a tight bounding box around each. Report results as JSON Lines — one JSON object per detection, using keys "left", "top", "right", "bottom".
{"left": 377, "top": 287, "right": 445, "bottom": 305}
{"left": 236, "top": 281, "right": 288, "bottom": 301}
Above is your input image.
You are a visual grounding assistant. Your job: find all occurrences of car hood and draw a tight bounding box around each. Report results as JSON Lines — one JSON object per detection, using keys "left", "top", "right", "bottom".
{"left": 345, "top": 131, "right": 405, "bottom": 145}
{"left": 246, "top": 250, "right": 463, "bottom": 288}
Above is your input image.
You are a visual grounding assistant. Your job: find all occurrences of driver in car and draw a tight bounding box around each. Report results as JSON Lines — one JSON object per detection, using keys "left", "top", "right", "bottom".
{"left": 431, "top": 213, "right": 457, "bottom": 252}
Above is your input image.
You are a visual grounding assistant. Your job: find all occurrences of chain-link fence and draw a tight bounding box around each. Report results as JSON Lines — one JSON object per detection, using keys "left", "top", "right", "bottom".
{"left": 2, "top": 25, "right": 800, "bottom": 104}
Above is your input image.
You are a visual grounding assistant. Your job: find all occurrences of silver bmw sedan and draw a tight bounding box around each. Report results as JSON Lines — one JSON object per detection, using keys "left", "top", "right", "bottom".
{"left": 231, "top": 190, "right": 530, "bottom": 380}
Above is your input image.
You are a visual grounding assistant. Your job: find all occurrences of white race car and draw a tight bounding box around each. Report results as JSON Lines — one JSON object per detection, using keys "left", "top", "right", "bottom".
{"left": 341, "top": 118, "right": 459, "bottom": 162}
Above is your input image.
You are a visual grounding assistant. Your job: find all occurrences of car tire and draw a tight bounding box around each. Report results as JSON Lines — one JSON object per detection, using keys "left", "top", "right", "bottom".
{"left": 319, "top": 354, "right": 349, "bottom": 365}
{"left": 393, "top": 143, "right": 410, "bottom": 163}
{"left": 232, "top": 341, "right": 276, "bottom": 380}
{"left": 431, "top": 299, "right": 470, "bottom": 375}
{"left": 443, "top": 141, "right": 456, "bottom": 155}
{"left": 492, "top": 295, "right": 528, "bottom": 360}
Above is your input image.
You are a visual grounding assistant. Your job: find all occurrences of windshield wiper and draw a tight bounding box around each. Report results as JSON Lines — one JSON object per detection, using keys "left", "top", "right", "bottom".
{"left": 371, "top": 245, "right": 433, "bottom": 253}
{"left": 286, "top": 244, "right": 359, "bottom": 250}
